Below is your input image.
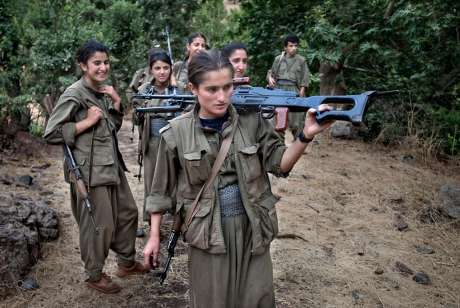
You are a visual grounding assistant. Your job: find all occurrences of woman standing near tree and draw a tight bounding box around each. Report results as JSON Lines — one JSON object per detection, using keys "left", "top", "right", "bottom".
{"left": 44, "top": 39, "right": 147, "bottom": 294}
{"left": 143, "top": 49, "right": 332, "bottom": 307}
{"left": 132, "top": 50, "right": 175, "bottom": 223}
{"left": 172, "top": 32, "right": 207, "bottom": 93}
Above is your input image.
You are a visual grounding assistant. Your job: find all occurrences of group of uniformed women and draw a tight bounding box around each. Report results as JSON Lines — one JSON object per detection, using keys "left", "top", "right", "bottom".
{"left": 45, "top": 34, "right": 331, "bottom": 307}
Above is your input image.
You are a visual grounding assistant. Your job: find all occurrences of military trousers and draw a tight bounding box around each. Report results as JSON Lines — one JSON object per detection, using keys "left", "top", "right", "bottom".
{"left": 70, "top": 167, "right": 138, "bottom": 282}
{"left": 189, "top": 214, "right": 275, "bottom": 308}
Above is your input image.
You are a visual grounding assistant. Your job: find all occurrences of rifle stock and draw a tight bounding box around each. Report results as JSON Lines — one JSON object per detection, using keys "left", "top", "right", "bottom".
{"left": 63, "top": 144, "right": 98, "bottom": 232}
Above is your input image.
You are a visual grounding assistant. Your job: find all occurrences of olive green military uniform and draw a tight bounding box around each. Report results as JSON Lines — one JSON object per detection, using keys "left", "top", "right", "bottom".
{"left": 269, "top": 53, "right": 310, "bottom": 136}
{"left": 132, "top": 82, "right": 174, "bottom": 221}
{"left": 172, "top": 60, "right": 190, "bottom": 93}
{"left": 126, "top": 66, "right": 153, "bottom": 103}
{"left": 44, "top": 78, "right": 139, "bottom": 282}
{"left": 146, "top": 104, "right": 289, "bottom": 308}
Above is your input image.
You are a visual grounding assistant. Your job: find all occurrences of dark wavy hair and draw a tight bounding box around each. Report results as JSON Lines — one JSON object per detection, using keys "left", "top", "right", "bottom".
{"left": 149, "top": 50, "right": 172, "bottom": 68}
{"left": 188, "top": 49, "right": 234, "bottom": 87}
{"left": 221, "top": 42, "right": 248, "bottom": 60}
{"left": 284, "top": 34, "right": 299, "bottom": 47}
{"left": 76, "top": 39, "right": 109, "bottom": 64}
{"left": 187, "top": 32, "right": 207, "bottom": 45}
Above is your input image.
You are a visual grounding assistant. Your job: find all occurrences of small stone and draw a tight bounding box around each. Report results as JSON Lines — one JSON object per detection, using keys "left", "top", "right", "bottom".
{"left": 39, "top": 191, "right": 54, "bottom": 196}
{"left": 351, "top": 289, "right": 364, "bottom": 303}
{"left": 394, "top": 261, "right": 414, "bottom": 276}
{"left": 136, "top": 228, "right": 146, "bottom": 238}
{"left": 394, "top": 214, "right": 409, "bottom": 231}
{"left": 415, "top": 244, "right": 435, "bottom": 254}
{"left": 374, "top": 267, "right": 384, "bottom": 275}
{"left": 440, "top": 184, "right": 460, "bottom": 219}
{"left": 31, "top": 163, "right": 51, "bottom": 170}
{"left": 402, "top": 154, "right": 415, "bottom": 164}
{"left": 20, "top": 277, "right": 40, "bottom": 290}
{"left": 18, "top": 175, "right": 33, "bottom": 186}
{"left": 413, "top": 272, "right": 432, "bottom": 285}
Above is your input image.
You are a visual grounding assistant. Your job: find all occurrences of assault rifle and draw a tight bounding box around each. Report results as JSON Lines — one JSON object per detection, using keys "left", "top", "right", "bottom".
{"left": 134, "top": 86, "right": 398, "bottom": 128}
{"left": 63, "top": 144, "right": 98, "bottom": 233}
{"left": 154, "top": 216, "right": 181, "bottom": 285}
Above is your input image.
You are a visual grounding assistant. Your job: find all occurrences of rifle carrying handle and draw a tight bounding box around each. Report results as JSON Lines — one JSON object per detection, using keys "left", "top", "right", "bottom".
{"left": 274, "top": 107, "right": 288, "bottom": 132}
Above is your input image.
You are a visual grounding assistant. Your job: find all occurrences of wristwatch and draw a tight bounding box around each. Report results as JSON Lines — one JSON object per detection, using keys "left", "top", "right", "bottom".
{"left": 297, "top": 131, "right": 314, "bottom": 144}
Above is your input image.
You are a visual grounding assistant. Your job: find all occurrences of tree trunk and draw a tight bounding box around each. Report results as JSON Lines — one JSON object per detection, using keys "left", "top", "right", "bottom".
{"left": 319, "top": 62, "right": 347, "bottom": 95}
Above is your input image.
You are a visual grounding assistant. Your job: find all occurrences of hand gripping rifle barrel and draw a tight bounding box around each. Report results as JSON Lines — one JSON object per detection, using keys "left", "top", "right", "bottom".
{"left": 63, "top": 144, "right": 98, "bottom": 232}
{"left": 134, "top": 87, "right": 399, "bottom": 125}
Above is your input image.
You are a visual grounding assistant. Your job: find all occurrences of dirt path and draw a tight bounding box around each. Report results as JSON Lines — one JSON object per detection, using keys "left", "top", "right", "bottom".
{"left": 2, "top": 118, "right": 460, "bottom": 308}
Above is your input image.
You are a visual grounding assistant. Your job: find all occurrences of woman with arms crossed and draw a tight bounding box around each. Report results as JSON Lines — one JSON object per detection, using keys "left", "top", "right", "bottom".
{"left": 143, "top": 49, "right": 332, "bottom": 307}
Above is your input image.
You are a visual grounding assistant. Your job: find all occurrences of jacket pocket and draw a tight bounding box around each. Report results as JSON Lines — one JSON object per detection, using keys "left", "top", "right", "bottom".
{"left": 238, "top": 144, "right": 262, "bottom": 182}
{"left": 182, "top": 197, "right": 213, "bottom": 250}
{"left": 90, "top": 143, "right": 117, "bottom": 186}
{"left": 256, "top": 194, "right": 279, "bottom": 246}
{"left": 183, "top": 150, "right": 210, "bottom": 185}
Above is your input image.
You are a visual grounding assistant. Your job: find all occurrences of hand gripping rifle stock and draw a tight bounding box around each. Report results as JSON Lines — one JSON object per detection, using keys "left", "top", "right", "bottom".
{"left": 63, "top": 144, "right": 98, "bottom": 233}
{"left": 134, "top": 87, "right": 399, "bottom": 125}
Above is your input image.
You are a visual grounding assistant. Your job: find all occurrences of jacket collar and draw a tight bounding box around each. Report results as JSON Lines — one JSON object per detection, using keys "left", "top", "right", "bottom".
{"left": 80, "top": 77, "right": 104, "bottom": 99}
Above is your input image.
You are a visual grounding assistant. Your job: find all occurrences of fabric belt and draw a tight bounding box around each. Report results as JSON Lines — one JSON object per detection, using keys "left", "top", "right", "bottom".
{"left": 149, "top": 117, "right": 169, "bottom": 137}
{"left": 276, "top": 79, "right": 296, "bottom": 86}
{"left": 219, "top": 184, "right": 246, "bottom": 217}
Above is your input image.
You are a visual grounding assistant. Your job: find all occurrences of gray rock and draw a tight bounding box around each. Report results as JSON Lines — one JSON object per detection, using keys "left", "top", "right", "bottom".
{"left": 136, "top": 228, "right": 146, "bottom": 238}
{"left": 17, "top": 175, "right": 33, "bottom": 186}
{"left": 415, "top": 244, "right": 435, "bottom": 254}
{"left": 413, "top": 271, "right": 432, "bottom": 285}
{"left": 330, "top": 121, "right": 358, "bottom": 139}
{"left": 0, "top": 194, "right": 58, "bottom": 288}
{"left": 440, "top": 184, "right": 460, "bottom": 219}
{"left": 394, "top": 214, "right": 409, "bottom": 231}
{"left": 351, "top": 289, "right": 364, "bottom": 304}
{"left": 20, "top": 277, "right": 40, "bottom": 290}
{"left": 394, "top": 261, "right": 414, "bottom": 276}
{"left": 402, "top": 154, "right": 416, "bottom": 164}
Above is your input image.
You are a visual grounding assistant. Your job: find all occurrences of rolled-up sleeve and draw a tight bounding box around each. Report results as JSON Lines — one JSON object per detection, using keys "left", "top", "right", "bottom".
{"left": 43, "top": 95, "right": 80, "bottom": 147}
{"left": 257, "top": 116, "right": 289, "bottom": 177}
{"left": 145, "top": 129, "right": 178, "bottom": 214}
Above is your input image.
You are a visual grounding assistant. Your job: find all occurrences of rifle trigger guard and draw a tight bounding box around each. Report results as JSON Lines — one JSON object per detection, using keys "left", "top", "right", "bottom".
{"left": 260, "top": 106, "right": 275, "bottom": 119}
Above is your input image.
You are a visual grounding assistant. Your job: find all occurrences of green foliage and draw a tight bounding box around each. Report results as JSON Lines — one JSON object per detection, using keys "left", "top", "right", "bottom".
{"left": 190, "top": 0, "right": 228, "bottom": 48}
{"left": 137, "top": 0, "right": 202, "bottom": 62}
{"left": 232, "top": 0, "right": 460, "bottom": 157}
{"left": 0, "top": 0, "right": 202, "bottom": 133}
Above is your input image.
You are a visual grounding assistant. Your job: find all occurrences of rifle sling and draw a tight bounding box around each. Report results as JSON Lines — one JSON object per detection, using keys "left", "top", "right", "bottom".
{"left": 183, "top": 126, "right": 236, "bottom": 232}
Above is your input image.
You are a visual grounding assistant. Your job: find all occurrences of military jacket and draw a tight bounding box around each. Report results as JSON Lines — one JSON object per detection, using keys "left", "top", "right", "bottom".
{"left": 133, "top": 82, "right": 174, "bottom": 155}
{"left": 126, "top": 66, "right": 152, "bottom": 103}
{"left": 270, "top": 53, "right": 310, "bottom": 90}
{"left": 172, "top": 60, "right": 189, "bottom": 93}
{"left": 146, "top": 104, "right": 288, "bottom": 255}
{"left": 44, "top": 78, "right": 127, "bottom": 187}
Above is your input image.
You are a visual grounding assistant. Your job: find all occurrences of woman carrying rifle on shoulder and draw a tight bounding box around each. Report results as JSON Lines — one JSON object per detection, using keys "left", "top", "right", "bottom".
{"left": 143, "top": 49, "right": 333, "bottom": 307}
